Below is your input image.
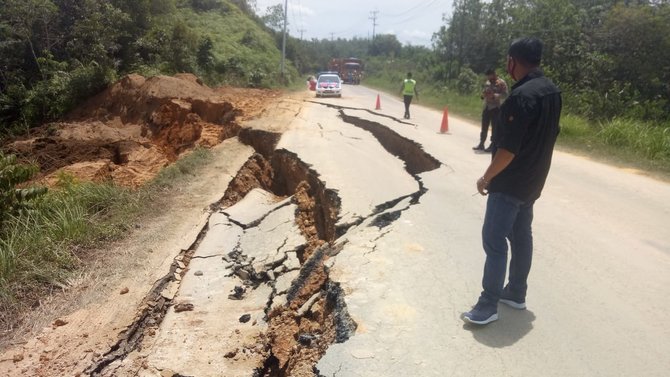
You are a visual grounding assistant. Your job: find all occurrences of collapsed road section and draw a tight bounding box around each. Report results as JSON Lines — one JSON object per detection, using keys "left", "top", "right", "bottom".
{"left": 84, "top": 101, "right": 443, "bottom": 377}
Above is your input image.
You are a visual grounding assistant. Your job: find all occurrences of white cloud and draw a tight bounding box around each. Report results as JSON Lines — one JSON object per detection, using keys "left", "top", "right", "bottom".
{"left": 403, "top": 29, "right": 430, "bottom": 39}
{"left": 254, "top": 0, "right": 449, "bottom": 46}
{"left": 293, "top": 4, "right": 315, "bottom": 16}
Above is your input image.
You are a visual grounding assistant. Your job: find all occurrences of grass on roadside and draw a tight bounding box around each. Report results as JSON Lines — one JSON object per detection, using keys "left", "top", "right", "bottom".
{"left": 558, "top": 115, "right": 670, "bottom": 175}
{"left": 0, "top": 147, "right": 213, "bottom": 323}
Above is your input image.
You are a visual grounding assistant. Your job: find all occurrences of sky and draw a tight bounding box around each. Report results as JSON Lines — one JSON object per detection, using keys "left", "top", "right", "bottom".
{"left": 254, "top": 0, "right": 454, "bottom": 47}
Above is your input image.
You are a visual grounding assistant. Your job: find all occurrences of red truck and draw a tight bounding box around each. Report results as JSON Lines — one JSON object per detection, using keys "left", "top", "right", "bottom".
{"left": 328, "top": 58, "right": 363, "bottom": 85}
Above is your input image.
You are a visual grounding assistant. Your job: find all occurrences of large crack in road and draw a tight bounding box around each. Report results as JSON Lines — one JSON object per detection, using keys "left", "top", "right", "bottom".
{"left": 84, "top": 102, "right": 444, "bottom": 377}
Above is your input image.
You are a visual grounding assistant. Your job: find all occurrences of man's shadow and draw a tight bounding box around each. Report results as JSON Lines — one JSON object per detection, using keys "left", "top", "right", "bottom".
{"left": 461, "top": 307, "right": 536, "bottom": 348}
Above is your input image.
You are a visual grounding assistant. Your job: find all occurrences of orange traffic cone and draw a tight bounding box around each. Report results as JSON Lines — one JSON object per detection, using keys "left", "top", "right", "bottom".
{"left": 440, "top": 106, "right": 449, "bottom": 133}
{"left": 375, "top": 94, "right": 381, "bottom": 110}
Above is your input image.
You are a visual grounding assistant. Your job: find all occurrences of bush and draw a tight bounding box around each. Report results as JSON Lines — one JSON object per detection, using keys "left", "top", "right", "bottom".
{"left": 0, "top": 84, "right": 29, "bottom": 133}
{"left": 564, "top": 81, "right": 670, "bottom": 123}
{"left": 190, "top": 0, "right": 224, "bottom": 12}
{"left": 67, "top": 62, "right": 117, "bottom": 105}
{"left": 456, "top": 67, "right": 478, "bottom": 95}
{"left": 0, "top": 153, "right": 47, "bottom": 224}
{"left": 248, "top": 69, "right": 266, "bottom": 87}
{"left": 10, "top": 60, "right": 115, "bottom": 129}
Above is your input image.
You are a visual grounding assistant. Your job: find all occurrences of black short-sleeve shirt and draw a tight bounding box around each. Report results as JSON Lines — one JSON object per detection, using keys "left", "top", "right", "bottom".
{"left": 489, "top": 69, "right": 562, "bottom": 202}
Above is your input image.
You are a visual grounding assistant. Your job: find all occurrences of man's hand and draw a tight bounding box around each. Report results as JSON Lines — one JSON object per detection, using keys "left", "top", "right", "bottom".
{"left": 477, "top": 177, "right": 489, "bottom": 195}
{"left": 476, "top": 148, "right": 516, "bottom": 197}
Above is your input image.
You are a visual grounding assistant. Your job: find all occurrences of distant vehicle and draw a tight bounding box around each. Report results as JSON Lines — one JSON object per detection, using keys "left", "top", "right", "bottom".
{"left": 316, "top": 71, "right": 339, "bottom": 79}
{"left": 315, "top": 74, "right": 342, "bottom": 98}
{"left": 328, "top": 58, "right": 363, "bottom": 84}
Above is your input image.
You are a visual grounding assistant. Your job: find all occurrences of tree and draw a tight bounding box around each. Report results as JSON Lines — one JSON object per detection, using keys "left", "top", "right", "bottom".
{"left": 197, "top": 36, "right": 215, "bottom": 69}
{"left": 0, "top": 0, "right": 59, "bottom": 80}
{"left": 64, "top": 0, "right": 130, "bottom": 64}
{"left": 261, "top": 4, "right": 285, "bottom": 32}
{"left": 168, "top": 22, "right": 198, "bottom": 72}
{"left": 597, "top": 3, "right": 670, "bottom": 98}
{"left": 433, "top": 0, "right": 484, "bottom": 76}
{"left": 369, "top": 34, "right": 402, "bottom": 57}
{"left": 191, "top": 0, "right": 223, "bottom": 12}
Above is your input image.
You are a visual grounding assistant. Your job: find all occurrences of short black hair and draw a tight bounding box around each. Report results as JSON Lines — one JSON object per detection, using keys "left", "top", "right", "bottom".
{"left": 485, "top": 68, "right": 496, "bottom": 75}
{"left": 508, "top": 37, "right": 543, "bottom": 66}
{"left": 407, "top": 72, "right": 412, "bottom": 78}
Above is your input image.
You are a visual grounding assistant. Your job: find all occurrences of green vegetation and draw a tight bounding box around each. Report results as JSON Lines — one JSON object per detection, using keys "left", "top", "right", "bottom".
{"left": 428, "top": 0, "right": 670, "bottom": 173}
{"left": 363, "top": 53, "right": 670, "bottom": 174}
{"left": 0, "top": 153, "right": 48, "bottom": 223}
{"left": 0, "top": 0, "right": 298, "bottom": 135}
{"left": 363, "top": 68, "right": 483, "bottom": 121}
{"left": 559, "top": 116, "right": 670, "bottom": 173}
{"left": 290, "top": 1, "right": 670, "bottom": 175}
{"left": 0, "top": 147, "right": 212, "bottom": 319}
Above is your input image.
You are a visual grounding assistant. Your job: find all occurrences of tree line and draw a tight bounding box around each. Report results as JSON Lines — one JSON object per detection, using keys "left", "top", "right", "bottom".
{"left": 434, "top": 0, "right": 670, "bottom": 123}
{"left": 280, "top": 1, "right": 669, "bottom": 125}
{"left": 3, "top": 0, "right": 668, "bottom": 134}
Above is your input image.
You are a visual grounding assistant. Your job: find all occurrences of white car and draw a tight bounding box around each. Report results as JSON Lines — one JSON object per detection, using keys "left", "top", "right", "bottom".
{"left": 315, "top": 74, "right": 342, "bottom": 98}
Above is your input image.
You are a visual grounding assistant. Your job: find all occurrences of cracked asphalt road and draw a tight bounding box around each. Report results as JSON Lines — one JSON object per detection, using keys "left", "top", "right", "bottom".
{"left": 293, "top": 86, "right": 670, "bottom": 377}
{"left": 98, "top": 85, "right": 670, "bottom": 376}
{"left": 3, "top": 86, "right": 669, "bottom": 377}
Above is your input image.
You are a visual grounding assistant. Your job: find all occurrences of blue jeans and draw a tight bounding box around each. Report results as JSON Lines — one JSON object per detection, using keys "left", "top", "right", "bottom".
{"left": 479, "top": 192, "right": 534, "bottom": 305}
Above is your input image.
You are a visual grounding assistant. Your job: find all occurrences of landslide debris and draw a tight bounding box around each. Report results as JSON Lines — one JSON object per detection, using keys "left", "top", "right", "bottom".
{"left": 3, "top": 73, "right": 280, "bottom": 188}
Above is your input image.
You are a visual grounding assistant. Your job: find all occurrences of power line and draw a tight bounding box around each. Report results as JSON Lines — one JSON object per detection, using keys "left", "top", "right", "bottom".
{"left": 383, "top": 0, "right": 442, "bottom": 27}
{"left": 380, "top": 0, "right": 439, "bottom": 18}
{"left": 296, "top": 0, "right": 304, "bottom": 32}
{"left": 369, "top": 10, "right": 379, "bottom": 40}
{"left": 328, "top": 14, "right": 371, "bottom": 37}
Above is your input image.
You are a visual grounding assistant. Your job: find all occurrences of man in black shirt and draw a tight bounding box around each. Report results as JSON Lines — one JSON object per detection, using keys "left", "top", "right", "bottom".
{"left": 463, "top": 37, "right": 562, "bottom": 325}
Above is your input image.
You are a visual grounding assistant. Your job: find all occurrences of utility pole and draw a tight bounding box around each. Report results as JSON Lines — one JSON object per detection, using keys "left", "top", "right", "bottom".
{"left": 369, "top": 10, "right": 379, "bottom": 41}
{"left": 280, "top": 0, "right": 288, "bottom": 80}
{"left": 298, "top": 28, "right": 306, "bottom": 41}
{"left": 330, "top": 32, "right": 335, "bottom": 41}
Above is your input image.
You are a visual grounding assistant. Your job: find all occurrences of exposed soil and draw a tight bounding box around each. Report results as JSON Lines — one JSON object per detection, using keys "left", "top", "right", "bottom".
{"left": 0, "top": 72, "right": 445, "bottom": 377}
{"left": 0, "top": 73, "right": 296, "bottom": 376}
{"left": 3, "top": 73, "right": 280, "bottom": 188}
{"left": 0, "top": 68, "right": 364, "bottom": 376}
{"left": 216, "top": 142, "right": 352, "bottom": 377}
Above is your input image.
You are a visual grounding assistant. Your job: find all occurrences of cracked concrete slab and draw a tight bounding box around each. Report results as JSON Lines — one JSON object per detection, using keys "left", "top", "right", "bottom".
{"left": 238, "top": 202, "right": 306, "bottom": 273}
{"left": 31, "top": 87, "right": 668, "bottom": 377}
{"left": 222, "top": 187, "right": 291, "bottom": 227}
{"left": 143, "top": 191, "right": 307, "bottom": 376}
{"left": 283, "top": 251, "right": 300, "bottom": 271}
{"left": 193, "top": 212, "right": 243, "bottom": 258}
{"left": 277, "top": 105, "right": 418, "bottom": 227}
{"left": 274, "top": 270, "right": 300, "bottom": 295}
{"left": 316, "top": 168, "right": 488, "bottom": 377}
{"left": 146, "top": 221, "right": 269, "bottom": 376}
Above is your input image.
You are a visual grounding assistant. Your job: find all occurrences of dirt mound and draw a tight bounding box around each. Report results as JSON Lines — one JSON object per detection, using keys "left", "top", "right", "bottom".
{"left": 4, "top": 74, "right": 281, "bottom": 188}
